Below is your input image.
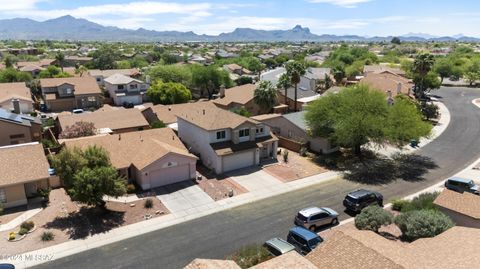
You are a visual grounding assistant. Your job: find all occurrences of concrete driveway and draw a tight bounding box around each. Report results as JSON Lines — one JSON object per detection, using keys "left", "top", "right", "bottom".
{"left": 227, "top": 167, "right": 284, "bottom": 193}
{"left": 155, "top": 181, "right": 216, "bottom": 218}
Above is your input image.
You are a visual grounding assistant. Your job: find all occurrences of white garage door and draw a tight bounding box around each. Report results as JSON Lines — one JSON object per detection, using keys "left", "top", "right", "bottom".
{"left": 222, "top": 150, "right": 255, "bottom": 173}
{"left": 149, "top": 164, "right": 190, "bottom": 188}
{"left": 117, "top": 95, "right": 142, "bottom": 106}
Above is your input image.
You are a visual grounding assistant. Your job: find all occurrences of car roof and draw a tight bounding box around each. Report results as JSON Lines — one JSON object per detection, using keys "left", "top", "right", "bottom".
{"left": 348, "top": 189, "right": 373, "bottom": 198}
{"left": 289, "top": 226, "right": 321, "bottom": 241}
{"left": 265, "top": 238, "right": 295, "bottom": 253}
{"left": 448, "top": 177, "right": 473, "bottom": 184}
{"left": 298, "top": 207, "right": 324, "bottom": 217}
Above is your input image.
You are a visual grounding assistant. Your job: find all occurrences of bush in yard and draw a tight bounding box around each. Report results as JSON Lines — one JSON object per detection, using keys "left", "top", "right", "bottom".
{"left": 144, "top": 198, "right": 153, "bottom": 209}
{"left": 299, "top": 147, "right": 308, "bottom": 157}
{"left": 401, "top": 192, "right": 439, "bottom": 212}
{"left": 59, "top": 121, "right": 96, "bottom": 139}
{"left": 282, "top": 149, "right": 289, "bottom": 162}
{"left": 20, "top": 220, "right": 35, "bottom": 231}
{"left": 41, "top": 231, "right": 55, "bottom": 241}
{"left": 355, "top": 205, "right": 393, "bottom": 233}
{"left": 126, "top": 184, "right": 136, "bottom": 194}
{"left": 227, "top": 244, "right": 271, "bottom": 269}
{"left": 18, "top": 227, "right": 29, "bottom": 236}
{"left": 394, "top": 210, "right": 454, "bottom": 242}
{"left": 391, "top": 199, "right": 410, "bottom": 212}
{"left": 8, "top": 232, "right": 16, "bottom": 241}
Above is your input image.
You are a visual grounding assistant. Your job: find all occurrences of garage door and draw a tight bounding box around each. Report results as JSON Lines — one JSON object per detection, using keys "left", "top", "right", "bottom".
{"left": 118, "top": 95, "right": 142, "bottom": 106}
{"left": 148, "top": 164, "right": 190, "bottom": 188}
{"left": 222, "top": 150, "right": 255, "bottom": 173}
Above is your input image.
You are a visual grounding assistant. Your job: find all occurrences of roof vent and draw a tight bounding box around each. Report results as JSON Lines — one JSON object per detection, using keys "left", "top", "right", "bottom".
{"left": 202, "top": 109, "right": 205, "bottom": 115}
{"left": 118, "top": 134, "right": 121, "bottom": 140}
{"left": 168, "top": 106, "right": 172, "bottom": 111}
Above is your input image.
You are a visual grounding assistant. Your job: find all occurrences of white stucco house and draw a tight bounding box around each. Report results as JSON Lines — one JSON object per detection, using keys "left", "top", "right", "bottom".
{"left": 104, "top": 73, "right": 149, "bottom": 106}
{"left": 177, "top": 102, "right": 278, "bottom": 174}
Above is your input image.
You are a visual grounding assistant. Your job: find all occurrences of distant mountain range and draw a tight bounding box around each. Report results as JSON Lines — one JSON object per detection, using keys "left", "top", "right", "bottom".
{"left": 0, "top": 15, "right": 478, "bottom": 42}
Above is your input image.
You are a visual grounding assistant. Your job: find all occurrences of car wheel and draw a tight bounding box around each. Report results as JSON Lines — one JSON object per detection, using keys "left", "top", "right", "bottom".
{"left": 309, "top": 225, "right": 316, "bottom": 232}
{"left": 331, "top": 218, "right": 339, "bottom": 225}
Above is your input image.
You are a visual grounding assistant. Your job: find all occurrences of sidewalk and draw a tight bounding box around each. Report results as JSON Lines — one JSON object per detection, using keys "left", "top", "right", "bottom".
{"left": 0, "top": 208, "right": 43, "bottom": 232}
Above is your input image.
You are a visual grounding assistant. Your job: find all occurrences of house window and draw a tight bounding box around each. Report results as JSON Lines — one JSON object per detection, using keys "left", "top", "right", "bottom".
{"left": 239, "top": 128, "right": 250, "bottom": 137}
{"left": 118, "top": 85, "right": 125, "bottom": 90}
{"left": 130, "top": 84, "right": 138, "bottom": 89}
{"left": 96, "top": 78, "right": 101, "bottom": 82}
{"left": 256, "top": 127, "right": 264, "bottom": 134}
{"left": 10, "top": 134, "right": 25, "bottom": 139}
{"left": 65, "top": 88, "right": 72, "bottom": 95}
{"left": 0, "top": 188, "right": 5, "bottom": 203}
{"left": 216, "top": 130, "right": 226, "bottom": 140}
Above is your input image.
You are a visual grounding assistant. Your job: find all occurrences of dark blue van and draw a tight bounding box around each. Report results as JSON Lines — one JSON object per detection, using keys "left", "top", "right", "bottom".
{"left": 286, "top": 226, "right": 323, "bottom": 255}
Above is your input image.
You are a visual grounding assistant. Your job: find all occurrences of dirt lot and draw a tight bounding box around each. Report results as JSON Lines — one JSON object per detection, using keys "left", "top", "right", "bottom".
{"left": 0, "top": 188, "right": 169, "bottom": 255}
{"left": 263, "top": 149, "right": 328, "bottom": 182}
{"left": 196, "top": 165, "right": 248, "bottom": 201}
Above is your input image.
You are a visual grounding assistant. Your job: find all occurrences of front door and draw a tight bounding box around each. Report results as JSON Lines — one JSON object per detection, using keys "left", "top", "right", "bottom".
{"left": 24, "top": 182, "right": 38, "bottom": 198}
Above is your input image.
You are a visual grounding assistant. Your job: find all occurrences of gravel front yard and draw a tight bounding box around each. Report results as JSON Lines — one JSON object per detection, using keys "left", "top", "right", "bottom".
{"left": 264, "top": 149, "right": 328, "bottom": 182}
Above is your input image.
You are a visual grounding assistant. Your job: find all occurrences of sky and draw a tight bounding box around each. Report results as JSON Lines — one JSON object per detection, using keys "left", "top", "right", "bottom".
{"left": 0, "top": 0, "right": 479, "bottom": 37}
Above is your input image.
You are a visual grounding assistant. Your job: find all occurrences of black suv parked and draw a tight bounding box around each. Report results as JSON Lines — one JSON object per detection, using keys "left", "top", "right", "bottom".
{"left": 343, "top": 189, "right": 383, "bottom": 213}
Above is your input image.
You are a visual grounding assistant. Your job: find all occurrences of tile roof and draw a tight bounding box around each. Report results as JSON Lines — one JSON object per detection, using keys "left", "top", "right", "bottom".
{"left": 363, "top": 65, "right": 406, "bottom": 76}
{"left": 251, "top": 251, "right": 317, "bottom": 269}
{"left": 63, "top": 128, "right": 196, "bottom": 170}
{"left": 304, "top": 67, "right": 331, "bottom": 80}
{"left": 16, "top": 59, "right": 55, "bottom": 68}
{"left": 0, "top": 108, "right": 41, "bottom": 127}
{"left": 88, "top": 68, "right": 141, "bottom": 78}
{"left": 434, "top": 188, "right": 480, "bottom": 219}
{"left": 58, "top": 107, "right": 149, "bottom": 132}
{"left": 359, "top": 72, "right": 413, "bottom": 98}
{"left": 0, "top": 82, "right": 32, "bottom": 103}
{"left": 177, "top": 101, "right": 259, "bottom": 131}
{"left": 104, "top": 73, "right": 142, "bottom": 85}
{"left": 19, "top": 65, "right": 44, "bottom": 72}
{"left": 184, "top": 259, "right": 240, "bottom": 269}
{"left": 306, "top": 231, "right": 403, "bottom": 269}
{"left": 283, "top": 111, "right": 308, "bottom": 131}
{"left": 147, "top": 103, "right": 199, "bottom": 125}
{"left": 283, "top": 86, "right": 318, "bottom": 101}
{"left": 40, "top": 76, "right": 102, "bottom": 95}
{"left": 250, "top": 113, "right": 282, "bottom": 121}
{"left": 260, "top": 67, "right": 286, "bottom": 86}
{"left": 212, "top": 84, "right": 256, "bottom": 107}
{"left": 0, "top": 143, "right": 50, "bottom": 187}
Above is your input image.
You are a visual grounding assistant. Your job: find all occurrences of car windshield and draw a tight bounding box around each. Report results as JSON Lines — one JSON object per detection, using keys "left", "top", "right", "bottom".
{"left": 297, "top": 213, "right": 308, "bottom": 221}
{"left": 346, "top": 195, "right": 358, "bottom": 203}
{"left": 308, "top": 237, "right": 323, "bottom": 249}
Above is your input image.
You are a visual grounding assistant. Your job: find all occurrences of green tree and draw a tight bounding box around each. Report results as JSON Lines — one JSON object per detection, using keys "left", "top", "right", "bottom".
{"left": 75, "top": 65, "right": 88, "bottom": 77}
{"left": 434, "top": 58, "right": 454, "bottom": 83}
{"left": 70, "top": 166, "right": 126, "bottom": 207}
{"left": 391, "top": 37, "right": 401, "bottom": 45}
{"left": 384, "top": 96, "right": 432, "bottom": 147}
{"left": 0, "top": 68, "right": 32, "bottom": 83}
{"left": 412, "top": 53, "right": 435, "bottom": 98}
{"left": 191, "top": 65, "right": 233, "bottom": 99}
{"left": 50, "top": 147, "right": 87, "bottom": 188}
{"left": 4, "top": 55, "right": 14, "bottom": 68}
{"left": 276, "top": 73, "right": 292, "bottom": 106}
{"left": 55, "top": 52, "right": 65, "bottom": 72}
{"left": 394, "top": 210, "right": 454, "bottom": 242}
{"left": 305, "top": 84, "right": 388, "bottom": 155}
{"left": 464, "top": 59, "right": 480, "bottom": 86}
{"left": 254, "top": 81, "right": 277, "bottom": 113}
{"left": 151, "top": 120, "right": 166, "bottom": 129}
{"left": 285, "top": 61, "right": 306, "bottom": 111}
{"left": 246, "top": 57, "right": 264, "bottom": 79}
{"left": 237, "top": 76, "right": 253, "bottom": 85}
{"left": 90, "top": 46, "right": 119, "bottom": 70}
{"left": 147, "top": 64, "right": 192, "bottom": 87}
{"left": 355, "top": 206, "right": 393, "bottom": 233}
{"left": 147, "top": 81, "right": 192, "bottom": 105}
{"left": 231, "top": 106, "right": 252, "bottom": 117}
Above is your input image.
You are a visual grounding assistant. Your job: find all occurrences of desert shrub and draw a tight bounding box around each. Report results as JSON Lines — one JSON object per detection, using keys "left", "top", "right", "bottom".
{"left": 227, "top": 244, "right": 271, "bottom": 269}
{"left": 144, "top": 198, "right": 153, "bottom": 209}
{"left": 391, "top": 199, "right": 410, "bottom": 212}
{"left": 401, "top": 192, "right": 439, "bottom": 212}
{"left": 38, "top": 188, "right": 51, "bottom": 201}
{"left": 20, "top": 220, "right": 35, "bottom": 231}
{"left": 8, "top": 232, "right": 16, "bottom": 241}
{"left": 126, "top": 184, "right": 136, "bottom": 194}
{"left": 41, "top": 231, "right": 55, "bottom": 241}
{"left": 394, "top": 210, "right": 454, "bottom": 242}
{"left": 282, "top": 149, "right": 289, "bottom": 162}
{"left": 18, "top": 227, "right": 29, "bottom": 235}
{"left": 299, "top": 147, "right": 308, "bottom": 157}
{"left": 355, "top": 205, "right": 393, "bottom": 232}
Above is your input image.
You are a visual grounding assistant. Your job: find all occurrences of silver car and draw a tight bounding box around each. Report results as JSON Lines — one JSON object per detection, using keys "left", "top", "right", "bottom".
{"left": 263, "top": 237, "right": 295, "bottom": 256}
{"left": 294, "top": 207, "right": 339, "bottom": 231}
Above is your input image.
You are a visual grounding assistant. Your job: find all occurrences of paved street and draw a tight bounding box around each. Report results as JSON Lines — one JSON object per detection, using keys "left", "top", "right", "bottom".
{"left": 33, "top": 87, "right": 480, "bottom": 269}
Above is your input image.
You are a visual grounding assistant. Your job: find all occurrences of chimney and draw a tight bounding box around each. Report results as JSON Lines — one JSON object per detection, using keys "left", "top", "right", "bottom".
{"left": 397, "top": 83, "right": 402, "bottom": 95}
{"left": 12, "top": 99, "right": 20, "bottom": 114}
{"left": 118, "top": 134, "right": 121, "bottom": 140}
{"left": 219, "top": 85, "right": 226, "bottom": 98}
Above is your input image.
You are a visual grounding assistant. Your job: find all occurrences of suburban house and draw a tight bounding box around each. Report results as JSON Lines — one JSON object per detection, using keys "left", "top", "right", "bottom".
{"left": 434, "top": 189, "right": 480, "bottom": 229}
{"left": 141, "top": 103, "right": 193, "bottom": 127}
{"left": 16, "top": 59, "right": 55, "bottom": 77}
{"left": 212, "top": 84, "right": 268, "bottom": 115}
{"left": 0, "top": 143, "right": 51, "bottom": 208}
{"left": 177, "top": 102, "right": 278, "bottom": 174}
{"left": 359, "top": 71, "right": 414, "bottom": 103}
{"left": 104, "top": 73, "right": 149, "bottom": 106}
{"left": 223, "top": 64, "right": 253, "bottom": 80}
{"left": 0, "top": 82, "right": 34, "bottom": 113}
{"left": 56, "top": 106, "right": 150, "bottom": 136}
{"left": 88, "top": 68, "right": 142, "bottom": 86}
{"left": 251, "top": 111, "right": 336, "bottom": 154}
{"left": 363, "top": 64, "right": 407, "bottom": 77}
{"left": 260, "top": 67, "right": 286, "bottom": 86}
{"left": 40, "top": 76, "right": 102, "bottom": 112}
{"left": 63, "top": 56, "right": 93, "bottom": 67}
{"left": 299, "top": 67, "right": 332, "bottom": 92}
{"left": 277, "top": 85, "right": 320, "bottom": 111}
{"left": 0, "top": 108, "right": 42, "bottom": 146}
{"left": 63, "top": 128, "right": 198, "bottom": 189}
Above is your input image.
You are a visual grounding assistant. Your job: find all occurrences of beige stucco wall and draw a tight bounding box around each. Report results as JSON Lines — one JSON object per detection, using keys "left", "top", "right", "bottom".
{"left": 0, "top": 120, "right": 34, "bottom": 146}
{"left": 46, "top": 98, "right": 76, "bottom": 112}
{"left": 3, "top": 184, "right": 27, "bottom": 208}
{"left": 0, "top": 99, "right": 33, "bottom": 114}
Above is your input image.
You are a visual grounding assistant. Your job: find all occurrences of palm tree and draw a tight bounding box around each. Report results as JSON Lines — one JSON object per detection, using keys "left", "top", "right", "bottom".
{"left": 254, "top": 81, "right": 277, "bottom": 113}
{"left": 75, "top": 65, "right": 88, "bottom": 77}
{"left": 412, "top": 53, "right": 435, "bottom": 98}
{"left": 277, "top": 73, "right": 291, "bottom": 107}
{"left": 55, "top": 52, "right": 65, "bottom": 72}
{"left": 285, "top": 61, "right": 306, "bottom": 111}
